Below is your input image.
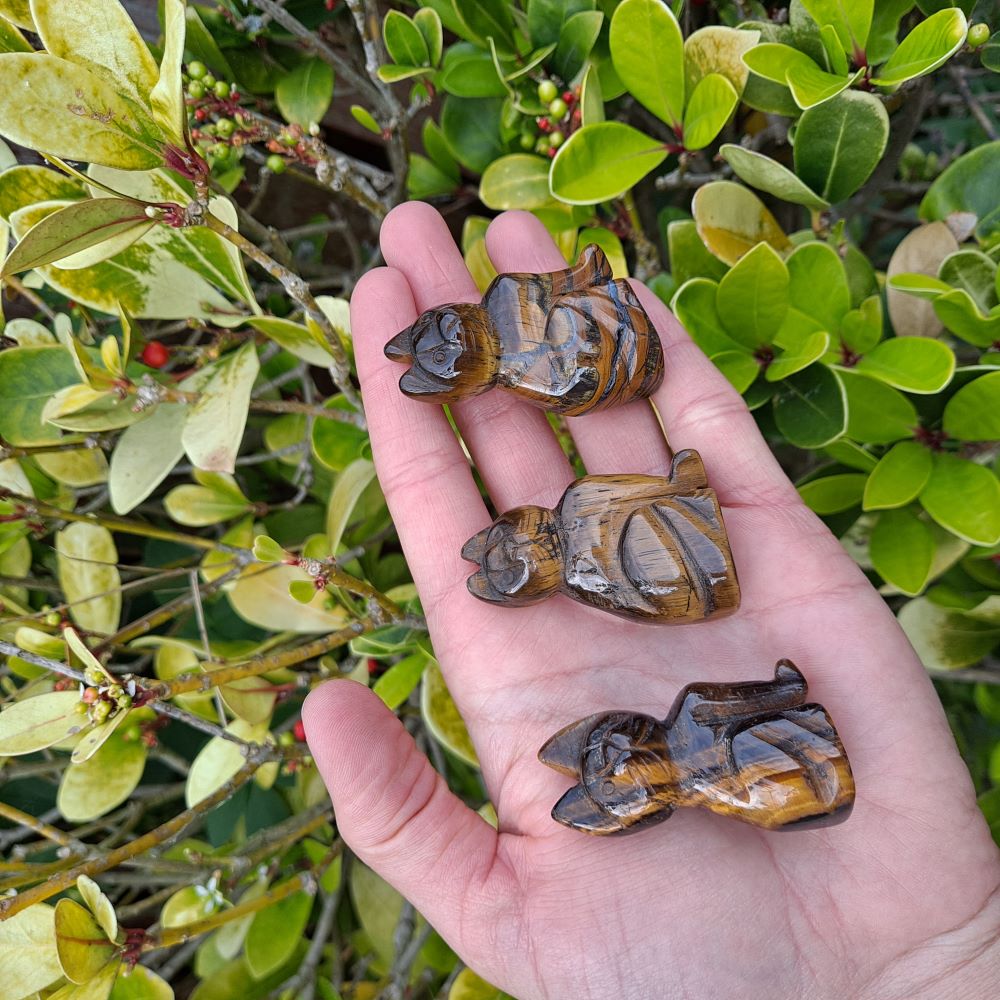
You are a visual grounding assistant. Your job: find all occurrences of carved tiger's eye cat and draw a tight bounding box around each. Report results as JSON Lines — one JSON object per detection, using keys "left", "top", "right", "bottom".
{"left": 384, "top": 244, "right": 663, "bottom": 415}
{"left": 461, "top": 450, "right": 739, "bottom": 624}
{"left": 539, "top": 661, "right": 855, "bottom": 835}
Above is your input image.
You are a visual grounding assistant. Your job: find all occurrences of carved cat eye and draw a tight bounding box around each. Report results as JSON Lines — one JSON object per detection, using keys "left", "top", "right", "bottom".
{"left": 539, "top": 660, "right": 855, "bottom": 835}
{"left": 385, "top": 245, "right": 663, "bottom": 415}
{"left": 461, "top": 450, "right": 739, "bottom": 624}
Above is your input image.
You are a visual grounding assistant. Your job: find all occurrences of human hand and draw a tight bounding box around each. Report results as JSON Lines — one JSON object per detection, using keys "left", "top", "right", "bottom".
{"left": 303, "top": 204, "right": 1000, "bottom": 999}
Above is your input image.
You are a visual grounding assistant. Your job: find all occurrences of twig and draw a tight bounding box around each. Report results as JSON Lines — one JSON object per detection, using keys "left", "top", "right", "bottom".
{"left": 949, "top": 65, "right": 998, "bottom": 141}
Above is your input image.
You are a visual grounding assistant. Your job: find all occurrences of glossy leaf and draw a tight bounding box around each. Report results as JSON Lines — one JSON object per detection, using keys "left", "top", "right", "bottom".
{"left": 186, "top": 718, "right": 269, "bottom": 808}
{"left": 108, "top": 966, "right": 173, "bottom": 1000}
{"left": 684, "top": 25, "right": 759, "bottom": 96}
{"left": 798, "top": 473, "right": 866, "bottom": 514}
{"left": 920, "top": 141, "right": 1000, "bottom": 242}
{"left": 549, "top": 121, "right": 666, "bottom": 204}
{"left": 55, "top": 899, "right": 118, "bottom": 984}
{"left": 480, "top": 154, "right": 552, "bottom": 210}
{"left": 691, "top": 181, "right": 792, "bottom": 265}
{"left": 716, "top": 242, "right": 789, "bottom": 348}
{"left": 863, "top": 441, "right": 933, "bottom": 510}
{"left": 245, "top": 886, "right": 313, "bottom": 979}
{"left": 794, "top": 91, "right": 889, "bottom": 202}
{"left": 666, "top": 219, "right": 728, "bottom": 286}
{"left": 933, "top": 290, "right": 1000, "bottom": 346}
{"left": 373, "top": 652, "right": 431, "bottom": 710}
{"left": 149, "top": 0, "right": 186, "bottom": 144}
{"left": 710, "top": 350, "right": 758, "bottom": 393}
{"left": 413, "top": 7, "right": 443, "bottom": 65}
{"left": 939, "top": 249, "right": 997, "bottom": 313}
{"left": 919, "top": 453, "right": 1000, "bottom": 545}
{"left": 165, "top": 473, "right": 250, "bottom": 527}
{"left": 798, "top": 0, "right": 874, "bottom": 55}
{"left": 58, "top": 724, "right": 147, "bottom": 822}
{"left": 787, "top": 242, "right": 850, "bottom": 331}
{"left": 108, "top": 402, "right": 187, "bottom": 514}
{"left": 872, "top": 8, "right": 968, "bottom": 86}
{"left": 326, "top": 458, "right": 378, "bottom": 552}
{"left": 439, "top": 44, "right": 506, "bottom": 96}
{"left": 0, "top": 690, "right": 85, "bottom": 756}
{"left": 449, "top": 969, "right": 511, "bottom": 1000}
{"left": 56, "top": 522, "right": 121, "bottom": 634}
{"left": 182, "top": 342, "right": 259, "bottom": 474}
{"left": 0, "top": 904, "right": 63, "bottom": 1000}
{"left": 682, "top": 74, "right": 738, "bottom": 150}
{"left": 943, "top": 370, "right": 1000, "bottom": 440}
{"left": 772, "top": 364, "right": 846, "bottom": 447}
{"left": 527, "top": 0, "right": 596, "bottom": 48}
{"left": 886, "top": 221, "right": 959, "bottom": 338}
{"left": 440, "top": 96, "right": 504, "bottom": 173}
{"left": 0, "top": 54, "right": 163, "bottom": 168}
{"left": 899, "top": 597, "right": 1000, "bottom": 670}
{"left": 312, "top": 399, "right": 369, "bottom": 472}
{"left": 0, "top": 345, "right": 80, "bottom": 445}
{"left": 719, "top": 145, "right": 829, "bottom": 210}
{"left": 839, "top": 369, "right": 918, "bottom": 443}
{"left": 553, "top": 10, "right": 603, "bottom": 82}
{"left": 767, "top": 327, "right": 830, "bottom": 381}
{"left": 383, "top": 10, "right": 430, "bottom": 67}
{"left": 422, "top": 660, "right": 478, "bottom": 767}
{"left": 870, "top": 507, "right": 935, "bottom": 595}
{"left": 855, "top": 336, "right": 955, "bottom": 393}
{"left": 275, "top": 58, "right": 334, "bottom": 127}
{"left": 671, "top": 278, "right": 743, "bottom": 355}
{"left": 609, "top": 0, "right": 684, "bottom": 127}
{"left": 460, "top": 0, "right": 516, "bottom": 54}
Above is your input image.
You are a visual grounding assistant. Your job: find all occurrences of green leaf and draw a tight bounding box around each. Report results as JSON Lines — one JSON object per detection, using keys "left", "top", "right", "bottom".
{"left": 798, "top": 0, "right": 874, "bottom": 54}
{"left": 374, "top": 652, "right": 431, "bottom": 710}
{"left": 719, "top": 145, "right": 829, "bottom": 210}
{"left": 0, "top": 0, "right": 32, "bottom": 29}
{"left": 787, "top": 241, "right": 850, "bottom": 331}
{"left": 742, "top": 43, "right": 855, "bottom": 108}
{"left": 3, "top": 197, "right": 153, "bottom": 275}
{"left": 480, "top": 154, "right": 552, "bottom": 210}
{"left": 190, "top": 950, "right": 308, "bottom": 1000}
{"left": 527, "top": 0, "right": 596, "bottom": 48}
{"left": 939, "top": 249, "right": 998, "bottom": 313}
{"left": 440, "top": 43, "right": 507, "bottom": 97}
{"left": 108, "top": 403, "right": 186, "bottom": 514}
{"left": 246, "top": 316, "right": 332, "bottom": 367}
{"left": 407, "top": 152, "right": 459, "bottom": 199}
{"left": 422, "top": 118, "right": 460, "bottom": 181}
{"left": 186, "top": 718, "right": 269, "bottom": 808}
{"left": 552, "top": 10, "right": 603, "bottom": 82}
{"left": 0, "top": 54, "right": 163, "bottom": 168}
{"left": 326, "top": 458, "right": 378, "bottom": 552}
{"left": 820, "top": 23, "right": 849, "bottom": 73}
{"left": 870, "top": 506, "right": 934, "bottom": 595}
{"left": 276, "top": 58, "right": 334, "bottom": 127}
{"left": 767, "top": 325, "right": 830, "bottom": 381}
{"left": 0, "top": 163, "right": 84, "bottom": 220}
{"left": 863, "top": 441, "right": 933, "bottom": 510}
{"left": 161, "top": 886, "right": 223, "bottom": 929}
{"left": 666, "top": 219, "right": 728, "bottom": 285}
{"left": 383, "top": 10, "right": 430, "bottom": 67}
{"left": 0, "top": 904, "right": 63, "bottom": 1000}
{"left": 149, "top": 0, "right": 186, "bottom": 144}
{"left": 376, "top": 64, "right": 426, "bottom": 83}
{"left": 58, "top": 724, "right": 147, "bottom": 822}
{"left": 681, "top": 74, "right": 738, "bottom": 150}
{"left": 933, "top": 289, "right": 1000, "bottom": 347}
{"left": 109, "top": 966, "right": 173, "bottom": 1000}
{"left": 350, "top": 104, "right": 381, "bottom": 134}
{"left": 579, "top": 61, "right": 604, "bottom": 126}
{"left": 872, "top": 8, "right": 968, "bottom": 86}
{"left": 794, "top": 90, "right": 889, "bottom": 202}
{"left": 855, "top": 336, "right": 955, "bottom": 393}
{"left": 165, "top": 474, "right": 250, "bottom": 527}
{"left": 413, "top": 7, "right": 443, "bottom": 66}
{"left": 421, "top": 660, "right": 478, "bottom": 767}
{"left": 920, "top": 453, "right": 1000, "bottom": 545}
{"left": 824, "top": 438, "right": 878, "bottom": 472}
{"left": 31, "top": 0, "right": 159, "bottom": 102}
{"left": 181, "top": 342, "right": 260, "bottom": 474}
{"left": 772, "top": 364, "right": 847, "bottom": 447}
{"left": 899, "top": 597, "right": 1000, "bottom": 670}
{"left": 245, "top": 886, "right": 313, "bottom": 981}
{"left": 549, "top": 121, "right": 666, "bottom": 205}
{"left": 460, "top": 0, "right": 517, "bottom": 54}
{"left": 449, "top": 968, "right": 511, "bottom": 1000}
{"left": 887, "top": 272, "right": 953, "bottom": 300}
{"left": 684, "top": 25, "right": 759, "bottom": 96}
{"left": 920, "top": 141, "right": 1000, "bottom": 243}
{"left": 57, "top": 522, "right": 121, "bottom": 634}
{"left": 311, "top": 399, "right": 369, "bottom": 472}
{"left": 440, "top": 96, "right": 504, "bottom": 173}
{"left": 55, "top": 900, "right": 118, "bottom": 984}
{"left": 609, "top": 0, "right": 685, "bottom": 128}
{"left": 0, "top": 345, "right": 80, "bottom": 445}
{"left": 798, "top": 472, "right": 866, "bottom": 513}
{"left": 0, "top": 691, "right": 85, "bottom": 756}
{"left": 691, "top": 181, "right": 792, "bottom": 265}
{"left": 943, "top": 370, "right": 1000, "bottom": 440}
{"left": 838, "top": 368, "right": 917, "bottom": 443}
{"left": 867, "top": 0, "right": 916, "bottom": 63}
{"left": 710, "top": 350, "right": 759, "bottom": 393}
{"left": 77, "top": 876, "right": 117, "bottom": 944}
{"left": 716, "top": 242, "right": 789, "bottom": 348}
{"left": 671, "top": 278, "right": 743, "bottom": 355}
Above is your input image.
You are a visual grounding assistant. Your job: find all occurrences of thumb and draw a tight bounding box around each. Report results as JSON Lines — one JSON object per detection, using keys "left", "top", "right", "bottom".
{"left": 302, "top": 679, "right": 509, "bottom": 955}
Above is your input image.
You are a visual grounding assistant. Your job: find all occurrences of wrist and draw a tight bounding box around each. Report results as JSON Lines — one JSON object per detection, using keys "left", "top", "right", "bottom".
{"left": 861, "top": 884, "right": 1000, "bottom": 1000}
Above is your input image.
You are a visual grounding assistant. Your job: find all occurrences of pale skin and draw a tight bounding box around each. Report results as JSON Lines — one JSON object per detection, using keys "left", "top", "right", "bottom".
{"left": 302, "top": 204, "right": 1000, "bottom": 1000}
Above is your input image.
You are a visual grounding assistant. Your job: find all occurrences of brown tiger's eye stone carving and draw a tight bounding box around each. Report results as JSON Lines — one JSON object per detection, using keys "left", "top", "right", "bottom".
{"left": 461, "top": 450, "right": 739, "bottom": 624}
{"left": 539, "top": 660, "right": 855, "bottom": 835}
{"left": 384, "top": 244, "right": 663, "bottom": 415}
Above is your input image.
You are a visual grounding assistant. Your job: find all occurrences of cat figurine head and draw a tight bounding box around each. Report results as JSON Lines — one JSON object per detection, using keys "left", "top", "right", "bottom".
{"left": 538, "top": 711, "right": 674, "bottom": 835}
{"left": 384, "top": 302, "right": 500, "bottom": 402}
{"left": 461, "top": 505, "right": 563, "bottom": 606}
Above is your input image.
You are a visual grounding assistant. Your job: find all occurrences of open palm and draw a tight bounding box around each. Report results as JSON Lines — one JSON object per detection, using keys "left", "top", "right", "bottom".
{"left": 303, "top": 204, "right": 1000, "bottom": 999}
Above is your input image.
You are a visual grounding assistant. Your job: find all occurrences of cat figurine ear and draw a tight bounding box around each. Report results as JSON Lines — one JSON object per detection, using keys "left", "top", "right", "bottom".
{"left": 539, "top": 661, "right": 855, "bottom": 835}
{"left": 385, "top": 245, "right": 663, "bottom": 414}
{"left": 461, "top": 450, "right": 739, "bottom": 624}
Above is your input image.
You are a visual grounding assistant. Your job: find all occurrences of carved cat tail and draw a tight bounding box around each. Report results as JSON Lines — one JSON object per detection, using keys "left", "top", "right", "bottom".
{"left": 384, "top": 302, "right": 501, "bottom": 403}
{"left": 462, "top": 505, "right": 564, "bottom": 606}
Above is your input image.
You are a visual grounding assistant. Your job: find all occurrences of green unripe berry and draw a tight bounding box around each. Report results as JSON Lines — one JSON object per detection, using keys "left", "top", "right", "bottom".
{"left": 75, "top": 702, "right": 90, "bottom": 716}
{"left": 188, "top": 61, "right": 207, "bottom": 80}
{"left": 548, "top": 98, "right": 568, "bottom": 120}
{"left": 91, "top": 700, "right": 111, "bottom": 723}
{"left": 537, "top": 79, "right": 558, "bottom": 104}
{"left": 549, "top": 130, "right": 565, "bottom": 149}
{"left": 969, "top": 22, "right": 990, "bottom": 47}
{"left": 45, "top": 611, "right": 61, "bottom": 626}
{"left": 520, "top": 132, "right": 535, "bottom": 150}
{"left": 215, "top": 117, "right": 235, "bottom": 138}
{"left": 214, "top": 80, "right": 231, "bottom": 99}
{"left": 266, "top": 153, "right": 288, "bottom": 174}
{"left": 202, "top": 73, "right": 216, "bottom": 89}
{"left": 535, "top": 136, "right": 549, "bottom": 154}
{"left": 187, "top": 80, "right": 205, "bottom": 100}
{"left": 209, "top": 143, "right": 229, "bottom": 160}
{"left": 84, "top": 665, "right": 105, "bottom": 686}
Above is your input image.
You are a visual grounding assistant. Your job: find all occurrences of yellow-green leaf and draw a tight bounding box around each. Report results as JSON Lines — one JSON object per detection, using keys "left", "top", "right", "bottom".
{"left": 0, "top": 0, "right": 33, "bottom": 30}
{"left": 58, "top": 723, "right": 147, "bottom": 821}
{"left": 682, "top": 73, "right": 738, "bottom": 150}
{"left": 691, "top": 180, "right": 792, "bottom": 265}
{"left": 244, "top": 885, "right": 313, "bottom": 980}
{"left": 186, "top": 718, "right": 270, "bottom": 807}
{"left": 0, "top": 690, "right": 85, "bottom": 756}
{"left": 326, "top": 458, "right": 377, "bottom": 552}
{"left": 55, "top": 899, "right": 118, "bottom": 984}
{"left": 149, "top": 0, "right": 187, "bottom": 143}
{"left": 77, "top": 876, "right": 118, "bottom": 944}
{"left": 109, "top": 966, "right": 173, "bottom": 1000}
{"left": 0, "top": 904, "right": 64, "bottom": 1000}
{"left": 71, "top": 708, "right": 131, "bottom": 765}
{"left": 48, "top": 957, "right": 122, "bottom": 1000}
{"left": 684, "top": 25, "right": 759, "bottom": 96}
{"left": 421, "top": 660, "right": 478, "bottom": 768}
{"left": 56, "top": 521, "right": 121, "bottom": 634}
{"left": 0, "top": 54, "right": 163, "bottom": 168}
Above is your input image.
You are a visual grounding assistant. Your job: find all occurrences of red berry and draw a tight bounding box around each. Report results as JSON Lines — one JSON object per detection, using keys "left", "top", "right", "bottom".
{"left": 293, "top": 719, "right": 307, "bottom": 742}
{"left": 367, "top": 658, "right": 379, "bottom": 674}
{"left": 538, "top": 117, "right": 551, "bottom": 133}
{"left": 141, "top": 341, "right": 169, "bottom": 368}
{"left": 562, "top": 91, "right": 575, "bottom": 104}
{"left": 547, "top": 147, "right": 557, "bottom": 158}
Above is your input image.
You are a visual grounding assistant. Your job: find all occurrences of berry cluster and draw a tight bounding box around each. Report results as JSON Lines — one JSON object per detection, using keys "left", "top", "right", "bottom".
{"left": 77, "top": 664, "right": 134, "bottom": 726}
{"left": 262, "top": 122, "right": 323, "bottom": 175}
{"left": 184, "top": 61, "right": 258, "bottom": 174}
{"left": 522, "top": 78, "right": 582, "bottom": 158}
